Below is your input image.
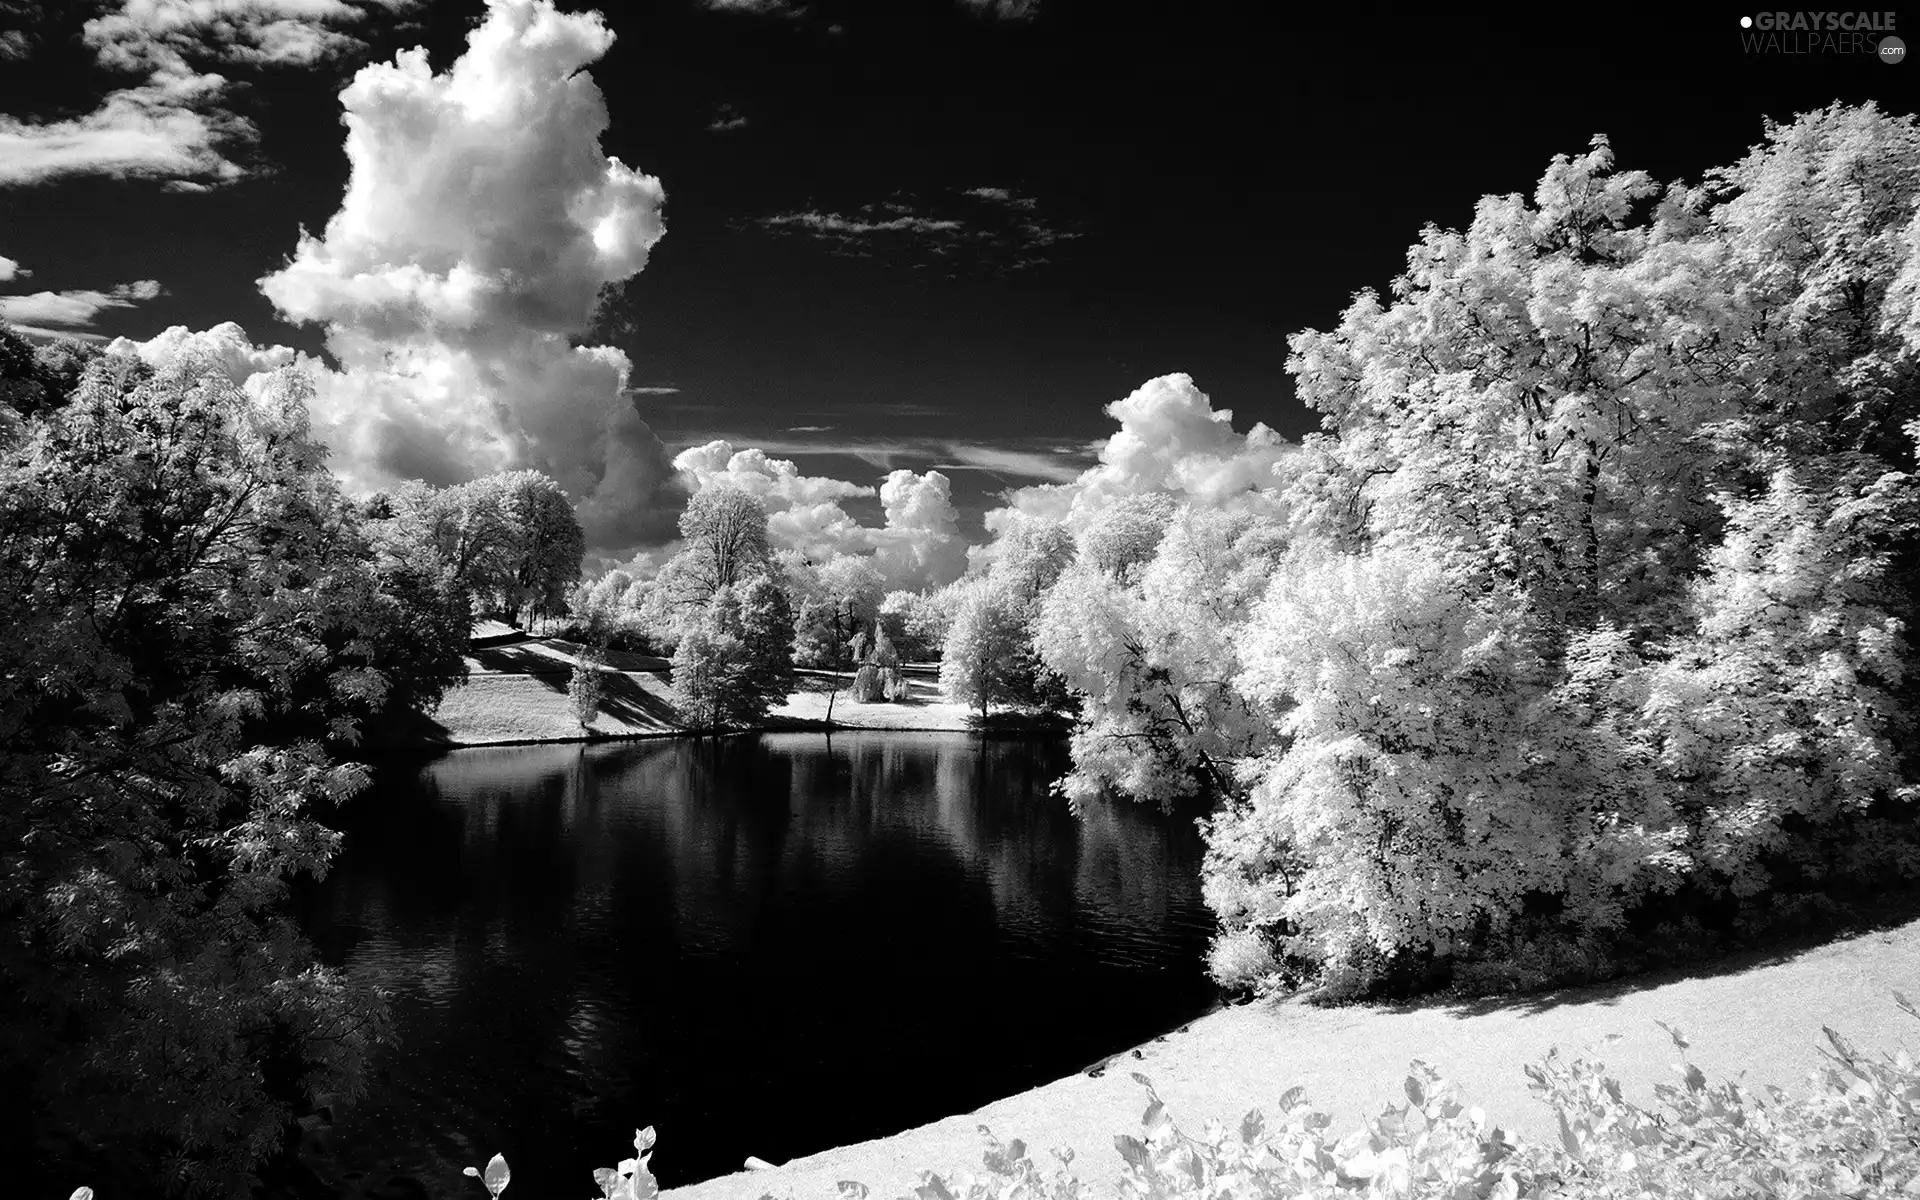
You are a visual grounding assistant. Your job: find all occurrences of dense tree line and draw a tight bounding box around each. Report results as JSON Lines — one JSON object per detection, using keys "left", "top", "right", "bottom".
{"left": 534, "top": 101, "right": 1920, "bottom": 1000}
{"left": 1015, "top": 103, "right": 1920, "bottom": 995}
{"left": 0, "top": 336, "right": 473, "bottom": 1196}
{"left": 370, "top": 469, "right": 585, "bottom": 632}
{"left": 584, "top": 486, "right": 925, "bottom": 727}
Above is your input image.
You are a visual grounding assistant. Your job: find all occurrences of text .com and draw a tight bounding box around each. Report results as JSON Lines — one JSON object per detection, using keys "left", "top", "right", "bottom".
{"left": 1738, "top": 12, "right": 1905, "bottom": 59}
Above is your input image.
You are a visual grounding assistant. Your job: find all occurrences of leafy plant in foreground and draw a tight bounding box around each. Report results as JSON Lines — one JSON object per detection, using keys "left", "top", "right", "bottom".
{"left": 459, "top": 1128, "right": 660, "bottom": 1200}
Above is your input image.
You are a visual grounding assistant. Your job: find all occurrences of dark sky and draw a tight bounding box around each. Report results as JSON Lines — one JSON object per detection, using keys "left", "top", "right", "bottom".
{"left": 1, "top": 0, "right": 1913, "bottom": 533}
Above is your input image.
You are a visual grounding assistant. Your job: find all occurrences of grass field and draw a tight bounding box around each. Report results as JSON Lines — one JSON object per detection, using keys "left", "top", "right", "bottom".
{"left": 365, "top": 635, "right": 1054, "bottom": 747}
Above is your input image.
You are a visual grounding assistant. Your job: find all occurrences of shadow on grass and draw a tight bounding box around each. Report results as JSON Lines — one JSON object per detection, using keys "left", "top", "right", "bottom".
{"left": 1366, "top": 887, "right": 1920, "bottom": 1022}
{"left": 545, "top": 638, "right": 671, "bottom": 672}
{"left": 967, "top": 709, "right": 1074, "bottom": 734}
{"left": 360, "top": 705, "right": 455, "bottom": 748}
{"left": 470, "top": 643, "right": 573, "bottom": 676}
{"left": 595, "top": 670, "right": 681, "bottom": 731}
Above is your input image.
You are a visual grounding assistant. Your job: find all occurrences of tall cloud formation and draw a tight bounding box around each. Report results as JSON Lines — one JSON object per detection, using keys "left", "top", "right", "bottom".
{"left": 674, "top": 439, "right": 966, "bottom": 589}
{"left": 870, "top": 467, "right": 967, "bottom": 587}
{"left": 258, "top": 0, "right": 682, "bottom": 556}
{"left": 986, "top": 372, "right": 1294, "bottom": 534}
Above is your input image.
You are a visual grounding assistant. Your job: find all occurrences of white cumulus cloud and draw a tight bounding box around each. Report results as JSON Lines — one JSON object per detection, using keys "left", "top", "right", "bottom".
{"left": 674, "top": 439, "right": 873, "bottom": 562}
{"left": 257, "top": 0, "right": 681, "bottom": 557}
{"left": 108, "top": 320, "right": 299, "bottom": 380}
{"left": 674, "top": 440, "right": 875, "bottom": 507}
{"left": 985, "top": 373, "right": 1295, "bottom": 535}
{"left": 871, "top": 468, "right": 966, "bottom": 588}
{"left": 673, "top": 439, "right": 966, "bottom": 589}
{"left": 0, "top": 255, "right": 26, "bottom": 282}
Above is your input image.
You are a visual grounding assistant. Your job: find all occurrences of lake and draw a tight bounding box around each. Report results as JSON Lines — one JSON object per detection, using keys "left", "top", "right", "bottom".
{"left": 293, "top": 732, "right": 1219, "bottom": 1198}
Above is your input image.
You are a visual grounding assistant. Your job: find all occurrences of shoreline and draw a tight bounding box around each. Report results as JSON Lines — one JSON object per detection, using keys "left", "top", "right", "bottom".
{"left": 337, "top": 631, "right": 1920, "bottom": 1200}
{"left": 661, "top": 915, "right": 1920, "bottom": 1200}
{"left": 363, "top": 634, "right": 1064, "bottom": 751}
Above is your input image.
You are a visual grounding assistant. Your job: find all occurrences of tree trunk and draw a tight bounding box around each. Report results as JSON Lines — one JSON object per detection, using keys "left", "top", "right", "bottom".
{"left": 824, "top": 652, "right": 840, "bottom": 725}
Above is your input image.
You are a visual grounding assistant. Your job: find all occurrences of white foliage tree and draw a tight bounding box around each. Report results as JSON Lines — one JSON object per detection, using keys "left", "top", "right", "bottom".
{"left": 1632, "top": 469, "right": 1917, "bottom": 895}
{"left": 1216, "top": 545, "right": 1593, "bottom": 988}
{"left": 792, "top": 553, "right": 884, "bottom": 670}
{"left": 1197, "top": 104, "right": 1920, "bottom": 994}
{"left": 670, "top": 574, "right": 796, "bottom": 730}
{"left": 1036, "top": 507, "right": 1285, "bottom": 812}
{"left": 938, "top": 576, "right": 1028, "bottom": 721}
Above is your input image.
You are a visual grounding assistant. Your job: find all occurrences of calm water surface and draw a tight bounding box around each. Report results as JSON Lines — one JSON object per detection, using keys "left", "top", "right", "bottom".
{"left": 294, "top": 732, "right": 1218, "bottom": 1197}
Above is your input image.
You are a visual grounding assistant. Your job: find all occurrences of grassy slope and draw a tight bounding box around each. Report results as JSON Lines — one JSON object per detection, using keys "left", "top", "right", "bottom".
{"left": 365, "top": 638, "right": 684, "bottom": 747}
{"left": 665, "top": 916, "right": 1920, "bottom": 1200}
{"left": 365, "top": 638, "right": 1026, "bottom": 747}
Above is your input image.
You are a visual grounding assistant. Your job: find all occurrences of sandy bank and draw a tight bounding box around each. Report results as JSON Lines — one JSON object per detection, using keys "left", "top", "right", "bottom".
{"left": 665, "top": 916, "right": 1920, "bottom": 1200}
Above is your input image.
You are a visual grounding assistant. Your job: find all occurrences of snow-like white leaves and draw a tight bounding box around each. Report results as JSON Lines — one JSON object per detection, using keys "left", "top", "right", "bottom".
{"left": 1035, "top": 506, "right": 1284, "bottom": 812}
{"left": 1186, "top": 104, "right": 1920, "bottom": 993}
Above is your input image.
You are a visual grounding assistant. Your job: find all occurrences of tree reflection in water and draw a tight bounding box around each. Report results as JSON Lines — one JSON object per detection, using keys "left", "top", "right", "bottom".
{"left": 296, "top": 733, "right": 1216, "bottom": 1199}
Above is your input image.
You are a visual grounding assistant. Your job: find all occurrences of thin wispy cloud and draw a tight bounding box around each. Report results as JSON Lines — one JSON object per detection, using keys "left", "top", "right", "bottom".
{"left": 0, "top": 277, "right": 165, "bottom": 338}
{"left": 622, "top": 385, "right": 682, "bottom": 395}
{"left": 700, "top": 0, "right": 802, "bottom": 15}
{"left": 0, "top": 0, "right": 416, "bottom": 187}
{"left": 701, "top": 435, "right": 916, "bottom": 469}
{"left": 702, "top": 0, "right": 1022, "bottom": 22}
{"left": 761, "top": 210, "right": 966, "bottom": 238}
{"left": 754, "top": 188, "right": 1078, "bottom": 274}
{"left": 772, "top": 402, "right": 950, "bottom": 419}
{"left": 962, "top": 185, "right": 1037, "bottom": 209}
{"left": 707, "top": 103, "right": 749, "bottom": 132}
{"left": 956, "top": 0, "right": 1039, "bottom": 20}
{"left": 932, "top": 442, "right": 1087, "bottom": 482}
{"left": 671, "top": 432, "right": 1098, "bottom": 480}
